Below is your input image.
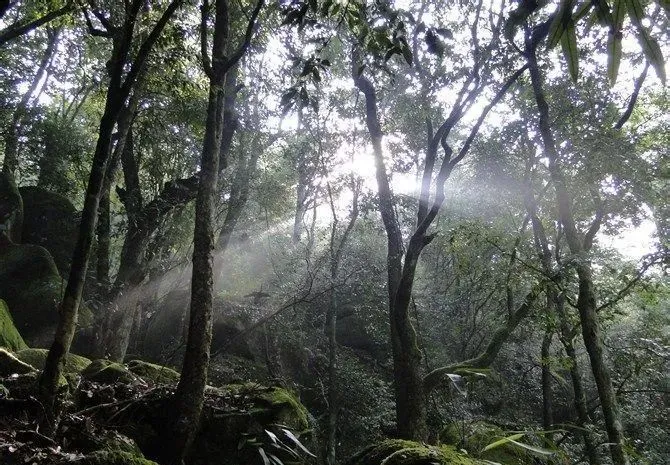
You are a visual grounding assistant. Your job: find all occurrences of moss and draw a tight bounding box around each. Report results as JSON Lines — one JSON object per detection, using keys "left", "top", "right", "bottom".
{"left": 81, "top": 359, "right": 137, "bottom": 384}
{"left": 15, "top": 348, "right": 91, "bottom": 374}
{"left": 19, "top": 186, "right": 78, "bottom": 276}
{"left": 346, "top": 440, "right": 485, "bottom": 465}
{"left": 69, "top": 450, "right": 159, "bottom": 465}
{"left": 126, "top": 360, "right": 180, "bottom": 384}
{"left": 0, "top": 299, "right": 27, "bottom": 351}
{"left": 256, "top": 385, "right": 310, "bottom": 431}
{"left": 223, "top": 383, "right": 310, "bottom": 431}
{"left": 441, "top": 421, "right": 548, "bottom": 465}
{"left": 0, "top": 347, "right": 36, "bottom": 376}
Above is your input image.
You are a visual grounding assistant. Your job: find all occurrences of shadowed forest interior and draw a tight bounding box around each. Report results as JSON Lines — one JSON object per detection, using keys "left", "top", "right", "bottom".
{"left": 0, "top": 0, "right": 668, "bottom": 464}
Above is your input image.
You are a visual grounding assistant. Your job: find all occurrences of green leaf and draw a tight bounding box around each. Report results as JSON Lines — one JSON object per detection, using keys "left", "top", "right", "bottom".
{"left": 547, "top": 0, "right": 573, "bottom": 49}
{"left": 573, "top": 1, "right": 593, "bottom": 22}
{"left": 508, "top": 439, "right": 556, "bottom": 456}
{"left": 281, "top": 428, "right": 316, "bottom": 458}
{"left": 482, "top": 433, "right": 525, "bottom": 453}
{"left": 560, "top": 18, "right": 579, "bottom": 81}
{"left": 608, "top": 0, "right": 626, "bottom": 85}
{"left": 258, "top": 447, "right": 271, "bottom": 465}
{"left": 635, "top": 26, "right": 666, "bottom": 84}
{"left": 625, "top": 0, "right": 645, "bottom": 23}
{"left": 607, "top": 31, "right": 622, "bottom": 85}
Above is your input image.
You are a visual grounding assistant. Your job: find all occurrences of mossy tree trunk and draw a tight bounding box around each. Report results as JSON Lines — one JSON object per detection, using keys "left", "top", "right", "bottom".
{"left": 525, "top": 180, "right": 602, "bottom": 465}
{"left": 39, "top": 0, "right": 184, "bottom": 424}
{"left": 524, "top": 34, "right": 629, "bottom": 465}
{"left": 162, "top": 0, "right": 264, "bottom": 463}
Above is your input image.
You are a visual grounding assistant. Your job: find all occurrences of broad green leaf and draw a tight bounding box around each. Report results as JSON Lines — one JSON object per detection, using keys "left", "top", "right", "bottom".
{"left": 607, "top": 31, "right": 622, "bottom": 85}
{"left": 573, "top": 1, "right": 593, "bottom": 22}
{"left": 625, "top": 0, "right": 645, "bottom": 23}
{"left": 258, "top": 447, "right": 271, "bottom": 465}
{"left": 612, "top": 0, "right": 627, "bottom": 27}
{"left": 281, "top": 428, "right": 317, "bottom": 457}
{"left": 482, "top": 433, "right": 525, "bottom": 452}
{"left": 592, "top": 0, "right": 613, "bottom": 24}
{"left": 547, "top": 0, "right": 573, "bottom": 49}
{"left": 636, "top": 26, "right": 666, "bottom": 84}
{"left": 508, "top": 439, "right": 556, "bottom": 456}
{"left": 560, "top": 18, "right": 579, "bottom": 81}
{"left": 608, "top": 0, "right": 626, "bottom": 84}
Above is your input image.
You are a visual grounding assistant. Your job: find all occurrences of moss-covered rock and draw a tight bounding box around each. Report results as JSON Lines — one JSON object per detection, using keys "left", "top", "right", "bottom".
{"left": 15, "top": 348, "right": 91, "bottom": 374}
{"left": 0, "top": 242, "right": 62, "bottom": 346}
{"left": 107, "top": 383, "right": 309, "bottom": 465}
{"left": 19, "top": 186, "right": 78, "bottom": 276}
{"left": 81, "top": 359, "right": 138, "bottom": 384}
{"left": 0, "top": 242, "right": 93, "bottom": 347}
{"left": 441, "top": 421, "right": 551, "bottom": 465}
{"left": 66, "top": 450, "right": 159, "bottom": 465}
{"left": 0, "top": 299, "right": 27, "bottom": 351}
{"left": 0, "top": 347, "right": 36, "bottom": 376}
{"left": 127, "top": 360, "right": 180, "bottom": 384}
{"left": 346, "top": 440, "right": 485, "bottom": 465}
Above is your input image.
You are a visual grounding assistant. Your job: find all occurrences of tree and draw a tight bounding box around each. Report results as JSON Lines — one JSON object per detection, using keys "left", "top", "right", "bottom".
{"left": 39, "top": 0, "right": 184, "bottom": 423}
{"left": 161, "top": 0, "right": 264, "bottom": 462}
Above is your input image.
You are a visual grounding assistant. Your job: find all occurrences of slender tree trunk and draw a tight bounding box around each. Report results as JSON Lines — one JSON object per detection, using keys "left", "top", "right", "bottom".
{"left": 525, "top": 38, "right": 629, "bottom": 465}
{"left": 164, "top": 0, "right": 264, "bottom": 461}
{"left": 324, "top": 180, "right": 358, "bottom": 464}
{"left": 562, "top": 335, "right": 602, "bottom": 465}
{"left": 352, "top": 53, "right": 426, "bottom": 440}
{"left": 541, "top": 329, "right": 554, "bottom": 433}
{"left": 39, "top": 0, "right": 183, "bottom": 423}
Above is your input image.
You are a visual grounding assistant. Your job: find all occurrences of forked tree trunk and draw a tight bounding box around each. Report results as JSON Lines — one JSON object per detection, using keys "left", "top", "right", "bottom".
{"left": 352, "top": 55, "right": 426, "bottom": 440}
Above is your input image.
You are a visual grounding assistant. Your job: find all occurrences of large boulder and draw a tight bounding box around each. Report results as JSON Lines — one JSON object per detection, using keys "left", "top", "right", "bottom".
{"left": 0, "top": 299, "right": 27, "bottom": 351}
{"left": 141, "top": 289, "right": 259, "bottom": 363}
{"left": 15, "top": 348, "right": 91, "bottom": 374}
{"left": 0, "top": 241, "right": 92, "bottom": 347}
{"left": 19, "top": 186, "right": 78, "bottom": 276}
{"left": 111, "top": 383, "right": 309, "bottom": 465}
{"left": 0, "top": 241, "right": 62, "bottom": 346}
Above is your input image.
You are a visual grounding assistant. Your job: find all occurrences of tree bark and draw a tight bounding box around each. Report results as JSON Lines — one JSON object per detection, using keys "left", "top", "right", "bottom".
{"left": 39, "top": 0, "right": 183, "bottom": 423}
{"left": 163, "top": 0, "right": 264, "bottom": 462}
{"left": 541, "top": 329, "right": 554, "bottom": 433}
{"left": 524, "top": 36, "right": 629, "bottom": 465}
{"left": 352, "top": 51, "right": 425, "bottom": 440}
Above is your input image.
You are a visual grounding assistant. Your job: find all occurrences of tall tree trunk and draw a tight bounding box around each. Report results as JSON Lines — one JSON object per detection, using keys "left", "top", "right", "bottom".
{"left": 163, "top": 0, "right": 264, "bottom": 462}
{"left": 352, "top": 53, "right": 426, "bottom": 440}
{"left": 525, "top": 37, "right": 629, "bottom": 465}
{"left": 39, "top": 0, "right": 183, "bottom": 424}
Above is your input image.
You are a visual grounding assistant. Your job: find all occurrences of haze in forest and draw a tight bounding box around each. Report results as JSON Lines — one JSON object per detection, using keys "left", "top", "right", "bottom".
{"left": 0, "top": 1, "right": 668, "bottom": 465}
